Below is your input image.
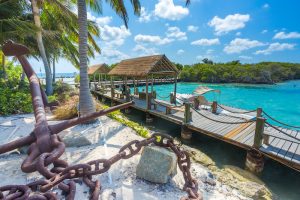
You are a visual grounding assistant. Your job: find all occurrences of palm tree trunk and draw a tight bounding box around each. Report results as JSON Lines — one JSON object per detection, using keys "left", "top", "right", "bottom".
{"left": 77, "top": 0, "right": 95, "bottom": 116}
{"left": 1, "top": 53, "right": 7, "bottom": 80}
{"left": 52, "top": 59, "right": 56, "bottom": 83}
{"left": 31, "top": 0, "right": 53, "bottom": 95}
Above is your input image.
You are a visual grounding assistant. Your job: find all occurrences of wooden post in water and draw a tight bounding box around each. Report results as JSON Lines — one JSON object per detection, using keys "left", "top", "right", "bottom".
{"left": 253, "top": 117, "right": 265, "bottom": 149}
{"left": 212, "top": 101, "right": 218, "bottom": 113}
{"left": 181, "top": 102, "right": 193, "bottom": 140}
{"left": 184, "top": 102, "right": 192, "bottom": 124}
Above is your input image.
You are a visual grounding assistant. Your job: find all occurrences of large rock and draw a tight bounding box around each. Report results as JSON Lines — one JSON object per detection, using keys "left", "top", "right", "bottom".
{"left": 136, "top": 146, "right": 177, "bottom": 184}
{"left": 60, "top": 122, "right": 101, "bottom": 147}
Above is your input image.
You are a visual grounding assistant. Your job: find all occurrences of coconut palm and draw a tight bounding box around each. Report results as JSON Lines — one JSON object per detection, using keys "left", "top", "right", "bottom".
{"left": 77, "top": 0, "right": 141, "bottom": 116}
{"left": 0, "top": 0, "right": 37, "bottom": 79}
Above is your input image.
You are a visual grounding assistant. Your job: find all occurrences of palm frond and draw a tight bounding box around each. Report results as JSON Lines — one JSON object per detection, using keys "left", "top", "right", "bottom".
{"left": 105, "top": 0, "right": 128, "bottom": 28}
{"left": 129, "top": 0, "right": 141, "bottom": 16}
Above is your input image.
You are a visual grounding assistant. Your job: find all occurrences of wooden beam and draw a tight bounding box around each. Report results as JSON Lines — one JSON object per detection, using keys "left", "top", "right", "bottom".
{"left": 146, "top": 76, "right": 149, "bottom": 110}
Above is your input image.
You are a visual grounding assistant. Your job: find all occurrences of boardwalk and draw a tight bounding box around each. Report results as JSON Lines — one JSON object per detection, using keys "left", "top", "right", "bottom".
{"left": 93, "top": 90, "right": 300, "bottom": 172}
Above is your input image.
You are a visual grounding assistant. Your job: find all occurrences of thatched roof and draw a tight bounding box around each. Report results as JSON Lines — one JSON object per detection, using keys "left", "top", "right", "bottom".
{"left": 108, "top": 55, "right": 178, "bottom": 77}
{"left": 88, "top": 63, "right": 110, "bottom": 75}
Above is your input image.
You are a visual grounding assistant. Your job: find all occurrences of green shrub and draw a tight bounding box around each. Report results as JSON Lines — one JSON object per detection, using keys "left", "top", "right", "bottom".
{"left": 102, "top": 104, "right": 150, "bottom": 138}
{"left": 0, "top": 63, "right": 33, "bottom": 115}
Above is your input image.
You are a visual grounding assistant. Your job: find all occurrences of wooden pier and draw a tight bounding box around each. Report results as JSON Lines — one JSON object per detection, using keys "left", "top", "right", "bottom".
{"left": 93, "top": 89, "right": 300, "bottom": 172}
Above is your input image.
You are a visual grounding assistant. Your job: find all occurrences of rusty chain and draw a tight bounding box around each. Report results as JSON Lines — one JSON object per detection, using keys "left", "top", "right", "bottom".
{"left": 0, "top": 134, "right": 202, "bottom": 200}
{"left": 0, "top": 41, "right": 202, "bottom": 200}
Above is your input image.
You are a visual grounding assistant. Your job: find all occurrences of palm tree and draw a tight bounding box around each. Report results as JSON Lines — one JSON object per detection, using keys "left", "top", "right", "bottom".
{"left": 30, "top": 0, "right": 54, "bottom": 95}
{"left": 77, "top": 0, "right": 141, "bottom": 116}
{"left": 0, "top": 0, "right": 37, "bottom": 79}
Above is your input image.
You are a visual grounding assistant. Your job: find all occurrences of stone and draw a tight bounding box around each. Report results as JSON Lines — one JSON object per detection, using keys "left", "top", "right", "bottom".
{"left": 136, "top": 146, "right": 177, "bottom": 184}
{"left": 60, "top": 122, "right": 101, "bottom": 147}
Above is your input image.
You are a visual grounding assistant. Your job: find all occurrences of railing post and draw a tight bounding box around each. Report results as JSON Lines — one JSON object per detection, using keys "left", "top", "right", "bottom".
{"left": 110, "top": 77, "right": 115, "bottom": 98}
{"left": 212, "top": 101, "right": 218, "bottom": 113}
{"left": 184, "top": 102, "right": 192, "bottom": 124}
{"left": 134, "top": 87, "right": 139, "bottom": 95}
{"left": 256, "top": 108, "right": 262, "bottom": 117}
{"left": 194, "top": 97, "right": 199, "bottom": 110}
{"left": 152, "top": 90, "right": 156, "bottom": 99}
{"left": 170, "top": 92, "right": 175, "bottom": 104}
{"left": 253, "top": 117, "right": 265, "bottom": 149}
{"left": 125, "top": 88, "right": 131, "bottom": 102}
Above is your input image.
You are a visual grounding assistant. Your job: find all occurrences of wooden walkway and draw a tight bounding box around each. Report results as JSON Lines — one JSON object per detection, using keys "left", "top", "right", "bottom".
{"left": 93, "top": 90, "right": 300, "bottom": 172}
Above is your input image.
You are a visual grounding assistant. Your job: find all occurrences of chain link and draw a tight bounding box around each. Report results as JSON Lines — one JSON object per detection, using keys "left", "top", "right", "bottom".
{"left": 0, "top": 133, "right": 202, "bottom": 200}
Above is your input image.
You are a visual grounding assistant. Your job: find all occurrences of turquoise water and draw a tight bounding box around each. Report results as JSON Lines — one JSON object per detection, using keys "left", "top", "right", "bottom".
{"left": 134, "top": 80, "right": 300, "bottom": 126}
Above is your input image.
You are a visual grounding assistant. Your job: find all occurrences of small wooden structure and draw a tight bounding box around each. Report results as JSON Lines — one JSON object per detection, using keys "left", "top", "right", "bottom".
{"left": 88, "top": 63, "right": 110, "bottom": 82}
{"left": 108, "top": 55, "right": 179, "bottom": 110}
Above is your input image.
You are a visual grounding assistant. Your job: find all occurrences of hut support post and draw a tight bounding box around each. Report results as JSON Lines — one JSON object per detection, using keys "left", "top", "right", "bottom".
{"left": 133, "top": 77, "right": 136, "bottom": 95}
{"left": 146, "top": 76, "right": 150, "bottom": 110}
{"left": 110, "top": 76, "right": 115, "bottom": 99}
{"left": 125, "top": 76, "right": 130, "bottom": 102}
{"left": 151, "top": 74, "right": 154, "bottom": 93}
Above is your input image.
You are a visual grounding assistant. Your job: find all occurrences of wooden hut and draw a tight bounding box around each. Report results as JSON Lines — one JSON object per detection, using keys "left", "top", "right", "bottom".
{"left": 108, "top": 55, "right": 179, "bottom": 110}
{"left": 88, "top": 63, "right": 110, "bottom": 82}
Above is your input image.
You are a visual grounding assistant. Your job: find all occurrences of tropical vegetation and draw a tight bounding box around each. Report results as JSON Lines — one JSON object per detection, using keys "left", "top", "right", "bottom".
{"left": 178, "top": 60, "right": 300, "bottom": 84}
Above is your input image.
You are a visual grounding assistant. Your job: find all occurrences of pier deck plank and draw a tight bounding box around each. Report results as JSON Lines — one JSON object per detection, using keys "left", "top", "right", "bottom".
{"left": 93, "top": 90, "right": 300, "bottom": 171}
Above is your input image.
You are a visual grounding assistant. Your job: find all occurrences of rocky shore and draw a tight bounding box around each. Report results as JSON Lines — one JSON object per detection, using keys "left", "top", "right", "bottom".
{"left": 0, "top": 114, "right": 272, "bottom": 199}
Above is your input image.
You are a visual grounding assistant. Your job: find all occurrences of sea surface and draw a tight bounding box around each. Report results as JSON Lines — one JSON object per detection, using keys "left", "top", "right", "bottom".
{"left": 136, "top": 80, "right": 300, "bottom": 126}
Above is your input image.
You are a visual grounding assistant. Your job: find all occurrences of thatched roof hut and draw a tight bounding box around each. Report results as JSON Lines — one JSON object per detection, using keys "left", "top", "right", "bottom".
{"left": 108, "top": 55, "right": 178, "bottom": 77}
{"left": 88, "top": 63, "right": 110, "bottom": 75}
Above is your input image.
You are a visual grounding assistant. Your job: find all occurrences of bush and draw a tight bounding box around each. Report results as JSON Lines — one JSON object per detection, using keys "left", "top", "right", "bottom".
{"left": 0, "top": 63, "right": 33, "bottom": 115}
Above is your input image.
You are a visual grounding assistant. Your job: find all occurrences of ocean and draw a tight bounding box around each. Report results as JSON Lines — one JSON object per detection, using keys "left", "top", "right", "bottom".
{"left": 135, "top": 80, "right": 300, "bottom": 126}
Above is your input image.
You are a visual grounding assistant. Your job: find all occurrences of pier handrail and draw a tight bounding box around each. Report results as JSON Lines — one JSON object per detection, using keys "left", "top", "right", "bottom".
{"left": 217, "top": 104, "right": 257, "bottom": 114}
{"left": 262, "top": 111, "right": 300, "bottom": 129}
{"left": 265, "top": 122, "right": 300, "bottom": 141}
{"left": 156, "top": 93, "right": 171, "bottom": 99}
{"left": 191, "top": 107, "right": 256, "bottom": 124}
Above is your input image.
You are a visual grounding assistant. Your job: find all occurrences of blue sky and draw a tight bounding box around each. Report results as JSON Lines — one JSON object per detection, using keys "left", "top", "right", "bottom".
{"left": 30, "top": 0, "right": 300, "bottom": 73}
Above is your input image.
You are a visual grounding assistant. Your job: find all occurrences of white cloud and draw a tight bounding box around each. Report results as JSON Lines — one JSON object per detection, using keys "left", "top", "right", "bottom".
{"left": 87, "top": 13, "right": 112, "bottom": 26}
{"left": 177, "top": 49, "right": 184, "bottom": 55}
{"left": 100, "top": 48, "right": 129, "bottom": 60}
{"left": 196, "top": 55, "right": 215, "bottom": 61}
{"left": 134, "top": 34, "right": 173, "bottom": 45}
{"left": 133, "top": 45, "right": 158, "bottom": 56}
{"left": 236, "top": 32, "right": 241, "bottom": 36}
{"left": 239, "top": 55, "right": 252, "bottom": 60}
{"left": 101, "top": 25, "right": 131, "bottom": 47}
{"left": 166, "top": 26, "right": 187, "bottom": 40}
{"left": 261, "top": 29, "right": 268, "bottom": 34}
{"left": 191, "top": 38, "right": 220, "bottom": 46}
{"left": 273, "top": 31, "right": 300, "bottom": 39}
{"left": 138, "top": 7, "right": 152, "bottom": 23}
{"left": 263, "top": 4, "right": 269, "bottom": 9}
{"left": 187, "top": 25, "right": 199, "bottom": 32}
{"left": 224, "top": 38, "right": 265, "bottom": 54}
{"left": 154, "top": 0, "right": 189, "bottom": 20}
{"left": 255, "top": 43, "right": 295, "bottom": 55}
{"left": 208, "top": 14, "right": 250, "bottom": 35}
{"left": 206, "top": 49, "right": 214, "bottom": 54}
